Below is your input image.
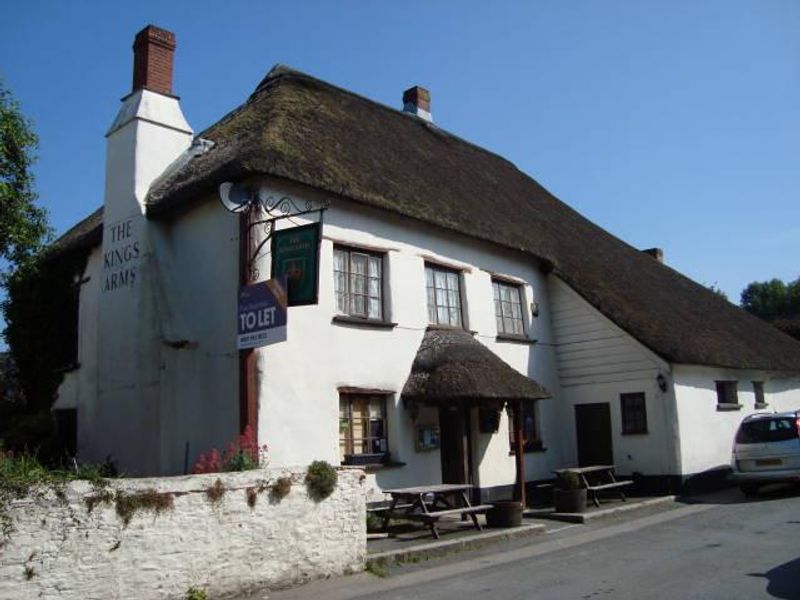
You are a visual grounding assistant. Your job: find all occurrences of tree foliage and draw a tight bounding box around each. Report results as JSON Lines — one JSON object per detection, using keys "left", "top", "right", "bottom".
{"left": 0, "top": 80, "right": 49, "bottom": 272}
{"left": 740, "top": 276, "right": 800, "bottom": 341}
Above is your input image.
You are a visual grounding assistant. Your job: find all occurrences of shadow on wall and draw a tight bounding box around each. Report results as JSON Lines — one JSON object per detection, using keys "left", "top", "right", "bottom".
{"left": 748, "top": 556, "right": 800, "bottom": 600}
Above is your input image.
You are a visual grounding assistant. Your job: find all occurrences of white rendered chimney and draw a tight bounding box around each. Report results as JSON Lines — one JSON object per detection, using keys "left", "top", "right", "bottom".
{"left": 94, "top": 26, "right": 193, "bottom": 475}
{"left": 104, "top": 25, "right": 193, "bottom": 223}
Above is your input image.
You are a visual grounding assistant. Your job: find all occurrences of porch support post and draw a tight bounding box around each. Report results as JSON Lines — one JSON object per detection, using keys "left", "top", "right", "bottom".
{"left": 512, "top": 399, "right": 526, "bottom": 507}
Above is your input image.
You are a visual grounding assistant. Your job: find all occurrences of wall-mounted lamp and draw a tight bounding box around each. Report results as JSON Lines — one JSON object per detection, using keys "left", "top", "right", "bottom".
{"left": 656, "top": 374, "right": 668, "bottom": 393}
{"left": 530, "top": 301, "right": 540, "bottom": 318}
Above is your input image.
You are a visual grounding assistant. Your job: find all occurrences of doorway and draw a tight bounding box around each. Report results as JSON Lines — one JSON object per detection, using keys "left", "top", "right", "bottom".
{"left": 574, "top": 403, "right": 613, "bottom": 466}
{"left": 438, "top": 406, "right": 473, "bottom": 484}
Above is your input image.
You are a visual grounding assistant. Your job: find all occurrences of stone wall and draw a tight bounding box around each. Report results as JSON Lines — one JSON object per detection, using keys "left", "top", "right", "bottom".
{"left": 0, "top": 467, "right": 366, "bottom": 599}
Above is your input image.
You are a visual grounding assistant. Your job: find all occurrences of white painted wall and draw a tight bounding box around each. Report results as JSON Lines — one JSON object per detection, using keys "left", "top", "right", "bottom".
{"left": 673, "top": 365, "right": 800, "bottom": 475}
{"left": 549, "top": 276, "right": 680, "bottom": 476}
{"left": 0, "top": 468, "right": 365, "bottom": 600}
{"left": 248, "top": 177, "right": 565, "bottom": 493}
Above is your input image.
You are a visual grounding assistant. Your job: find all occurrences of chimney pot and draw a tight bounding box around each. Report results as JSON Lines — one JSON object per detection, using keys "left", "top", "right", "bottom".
{"left": 132, "top": 25, "right": 177, "bottom": 96}
{"left": 402, "top": 85, "right": 432, "bottom": 121}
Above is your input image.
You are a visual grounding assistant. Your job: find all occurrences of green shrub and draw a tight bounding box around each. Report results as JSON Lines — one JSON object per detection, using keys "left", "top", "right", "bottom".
{"left": 185, "top": 586, "right": 208, "bottom": 600}
{"left": 305, "top": 460, "right": 337, "bottom": 501}
{"left": 559, "top": 470, "right": 582, "bottom": 490}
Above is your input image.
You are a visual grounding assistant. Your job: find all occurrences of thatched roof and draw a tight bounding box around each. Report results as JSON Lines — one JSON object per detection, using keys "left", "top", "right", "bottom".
{"left": 65, "top": 65, "right": 800, "bottom": 371}
{"left": 49, "top": 207, "right": 103, "bottom": 258}
{"left": 401, "top": 329, "right": 551, "bottom": 406}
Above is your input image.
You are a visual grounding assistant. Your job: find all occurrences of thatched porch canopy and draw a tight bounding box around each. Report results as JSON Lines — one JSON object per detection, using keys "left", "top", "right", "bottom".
{"left": 401, "top": 329, "right": 551, "bottom": 407}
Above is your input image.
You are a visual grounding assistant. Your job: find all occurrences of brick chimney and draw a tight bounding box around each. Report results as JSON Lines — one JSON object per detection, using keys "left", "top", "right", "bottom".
{"left": 403, "top": 86, "right": 432, "bottom": 122}
{"left": 132, "top": 25, "right": 176, "bottom": 96}
{"left": 641, "top": 247, "right": 664, "bottom": 263}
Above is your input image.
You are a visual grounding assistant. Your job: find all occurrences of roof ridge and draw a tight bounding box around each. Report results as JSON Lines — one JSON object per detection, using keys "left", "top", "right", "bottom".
{"left": 248, "top": 64, "right": 526, "bottom": 174}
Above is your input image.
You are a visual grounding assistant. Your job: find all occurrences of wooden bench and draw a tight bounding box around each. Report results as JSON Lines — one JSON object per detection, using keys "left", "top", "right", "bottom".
{"left": 396, "top": 504, "right": 493, "bottom": 539}
{"left": 585, "top": 480, "right": 633, "bottom": 507}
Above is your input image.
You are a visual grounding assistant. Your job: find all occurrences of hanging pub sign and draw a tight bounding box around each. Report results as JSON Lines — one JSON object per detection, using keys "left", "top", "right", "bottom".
{"left": 270, "top": 222, "right": 321, "bottom": 306}
{"left": 237, "top": 278, "right": 288, "bottom": 349}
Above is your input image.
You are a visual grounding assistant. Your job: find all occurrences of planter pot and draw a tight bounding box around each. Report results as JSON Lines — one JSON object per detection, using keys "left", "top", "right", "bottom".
{"left": 486, "top": 500, "right": 523, "bottom": 528}
{"left": 553, "top": 488, "right": 587, "bottom": 513}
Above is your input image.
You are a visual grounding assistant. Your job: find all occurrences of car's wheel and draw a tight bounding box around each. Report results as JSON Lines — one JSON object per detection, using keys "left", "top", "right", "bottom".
{"left": 740, "top": 483, "right": 760, "bottom": 497}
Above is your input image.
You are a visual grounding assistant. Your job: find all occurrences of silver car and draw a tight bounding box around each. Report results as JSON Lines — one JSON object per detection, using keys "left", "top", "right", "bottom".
{"left": 730, "top": 411, "right": 800, "bottom": 496}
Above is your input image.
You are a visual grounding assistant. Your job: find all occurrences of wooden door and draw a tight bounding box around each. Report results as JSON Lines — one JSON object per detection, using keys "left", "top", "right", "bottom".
{"left": 439, "top": 406, "right": 471, "bottom": 484}
{"left": 575, "top": 403, "right": 613, "bottom": 466}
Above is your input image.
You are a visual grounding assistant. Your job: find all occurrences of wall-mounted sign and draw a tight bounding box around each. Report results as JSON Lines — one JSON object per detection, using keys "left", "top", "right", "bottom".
{"left": 415, "top": 424, "right": 440, "bottom": 452}
{"left": 271, "top": 222, "right": 321, "bottom": 306}
{"left": 237, "top": 278, "right": 287, "bottom": 349}
{"left": 102, "top": 217, "right": 140, "bottom": 293}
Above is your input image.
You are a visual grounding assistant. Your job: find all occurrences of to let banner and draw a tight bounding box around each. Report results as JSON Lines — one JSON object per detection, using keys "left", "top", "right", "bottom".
{"left": 237, "top": 278, "right": 288, "bottom": 349}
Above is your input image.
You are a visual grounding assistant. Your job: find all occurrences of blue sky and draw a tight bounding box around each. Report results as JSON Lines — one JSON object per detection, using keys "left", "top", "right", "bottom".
{"left": 2, "top": 1, "right": 799, "bottom": 327}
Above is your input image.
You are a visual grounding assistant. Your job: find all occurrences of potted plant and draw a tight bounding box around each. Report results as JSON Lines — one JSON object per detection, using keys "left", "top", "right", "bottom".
{"left": 486, "top": 499, "right": 524, "bottom": 528}
{"left": 553, "top": 470, "right": 587, "bottom": 513}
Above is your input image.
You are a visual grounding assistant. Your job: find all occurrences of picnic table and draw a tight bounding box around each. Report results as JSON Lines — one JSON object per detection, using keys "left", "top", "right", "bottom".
{"left": 379, "top": 483, "right": 493, "bottom": 539}
{"left": 553, "top": 465, "right": 632, "bottom": 508}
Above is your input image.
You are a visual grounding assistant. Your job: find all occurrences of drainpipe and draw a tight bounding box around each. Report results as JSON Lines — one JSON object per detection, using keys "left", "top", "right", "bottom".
{"left": 239, "top": 211, "right": 258, "bottom": 437}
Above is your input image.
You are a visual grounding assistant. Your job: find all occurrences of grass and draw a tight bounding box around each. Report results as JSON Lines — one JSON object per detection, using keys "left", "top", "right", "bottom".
{"left": 365, "top": 561, "right": 389, "bottom": 578}
{"left": 1, "top": 450, "right": 118, "bottom": 543}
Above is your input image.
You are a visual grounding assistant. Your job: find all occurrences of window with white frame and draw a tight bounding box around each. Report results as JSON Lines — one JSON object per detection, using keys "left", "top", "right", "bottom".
{"left": 425, "top": 264, "right": 463, "bottom": 327}
{"left": 493, "top": 279, "right": 525, "bottom": 336}
{"left": 339, "top": 393, "right": 388, "bottom": 463}
{"left": 334, "top": 246, "right": 383, "bottom": 320}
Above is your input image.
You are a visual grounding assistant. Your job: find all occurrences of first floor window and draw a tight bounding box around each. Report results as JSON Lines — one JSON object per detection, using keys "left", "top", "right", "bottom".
{"left": 620, "top": 392, "right": 647, "bottom": 434}
{"left": 334, "top": 246, "right": 383, "bottom": 319}
{"left": 493, "top": 279, "right": 525, "bottom": 335}
{"left": 508, "top": 402, "right": 541, "bottom": 453}
{"left": 715, "top": 380, "right": 739, "bottom": 406}
{"left": 339, "top": 394, "right": 388, "bottom": 463}
{"left": 752, "top": 381, "right": 766, "bottom": 407}
{"left": 426, "top": 264, "right": 463, "bottom": 327}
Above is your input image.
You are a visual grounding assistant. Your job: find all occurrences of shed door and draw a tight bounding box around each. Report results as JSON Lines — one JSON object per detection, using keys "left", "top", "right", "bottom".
{"left": 575, "top": 403, "right": 613, "bottom": 466}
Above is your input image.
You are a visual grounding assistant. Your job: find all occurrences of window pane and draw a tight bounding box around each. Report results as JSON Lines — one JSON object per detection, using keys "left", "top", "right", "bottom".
{"left": 368, "top": 297, "right": 381, "bottom": 319}
{"left": 353, "top": 295, "right": 366, "bottom": 316}
{"left": 435, "top": 270, "right": 447, "bottom": 289}
{"left": 426, "top": 266, "right": 434, "bottom": 287}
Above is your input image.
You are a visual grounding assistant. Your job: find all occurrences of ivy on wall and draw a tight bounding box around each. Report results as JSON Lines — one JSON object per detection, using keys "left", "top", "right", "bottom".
{"left": 2, "top": 248, "right": 86, "bottom": 459}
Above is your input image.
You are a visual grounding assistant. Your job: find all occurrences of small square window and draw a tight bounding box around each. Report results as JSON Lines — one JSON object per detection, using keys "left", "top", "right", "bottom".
{"left": 508, "top": 403, "right": 542, "bottom": 453}
{"left": 715, "top": 381, "right": 739, "bottom": 407}
{"left": 752, "top": 381, "right": 767, "bottom": 408}
{"left": 620, "top": 393, "right": 647, "bottom": 434}
{"left": 334, "top": 246, "right": 384, "bottom": 320}
{"left": 492, "top": 280, "right": 525, "bottom": 336}
{"left": 425, "top": 264, "right": 463, "bottom": 327}
{"left": 339, "top": 393, "right": 389, "bottom": 465}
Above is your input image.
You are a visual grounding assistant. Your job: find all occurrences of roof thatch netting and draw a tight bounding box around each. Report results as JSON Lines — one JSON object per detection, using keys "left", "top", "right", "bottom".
{"left": 106, "top": 65, "right": 799, "bottom": 372}
{"left": 402, "top": 329, "right": 551, "bottom": 405}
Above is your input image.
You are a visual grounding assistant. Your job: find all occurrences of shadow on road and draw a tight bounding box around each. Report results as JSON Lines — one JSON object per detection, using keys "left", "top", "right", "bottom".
{"left": 677, "top": 482, "right": 800, "bottom": 506}
{"left": 749, "top": 556, "right": 800, "bottom": 599}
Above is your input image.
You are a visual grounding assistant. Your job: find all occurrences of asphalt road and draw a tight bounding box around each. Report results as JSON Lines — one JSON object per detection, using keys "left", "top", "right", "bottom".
{"left": 270, "top": 485, "right": 800, "bottom": 600}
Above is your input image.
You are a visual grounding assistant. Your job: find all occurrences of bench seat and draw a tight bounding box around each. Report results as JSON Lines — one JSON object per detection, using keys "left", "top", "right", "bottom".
{"left": 585, "top": 481, "right": 632, "bottom": 491}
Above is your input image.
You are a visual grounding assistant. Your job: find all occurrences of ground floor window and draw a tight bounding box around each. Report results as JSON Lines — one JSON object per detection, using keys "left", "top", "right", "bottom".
{"left": 620, "top": 392, "right": 647, "bottom": 434}
{"left": 752, "top": 381, "right": 767, "bottom": 407}
{"left": 339, "top": 393, "right": 388, "bottom": 464}
{"left": 715, "top": 380, "right": 739, "bottom": 407}
{"left": 508, "top": 402, "right": 542, "bottom": 453}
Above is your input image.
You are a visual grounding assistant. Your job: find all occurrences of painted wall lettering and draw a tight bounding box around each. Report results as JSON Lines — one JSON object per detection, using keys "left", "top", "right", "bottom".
{"left": 102, "top": 218, "right": 140, "bottom": 293}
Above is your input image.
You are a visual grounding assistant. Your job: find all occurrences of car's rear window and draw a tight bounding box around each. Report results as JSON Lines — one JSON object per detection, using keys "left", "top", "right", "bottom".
{"left": 736, "top": 417, "right": 798, "bottom": 444}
